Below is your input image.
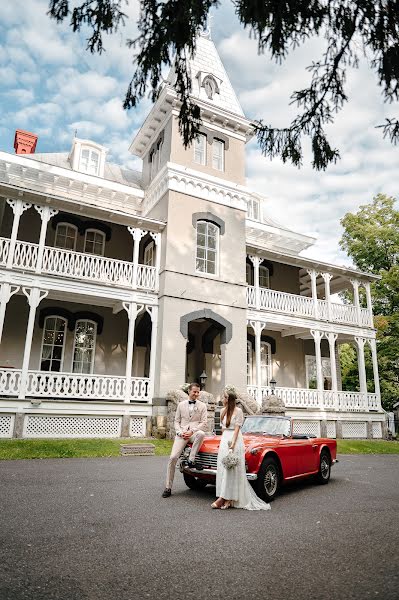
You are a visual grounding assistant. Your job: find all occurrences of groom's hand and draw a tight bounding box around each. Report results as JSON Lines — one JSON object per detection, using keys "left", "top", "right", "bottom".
{"left": 182, "top": 430, "right": 193, "bottom": 439}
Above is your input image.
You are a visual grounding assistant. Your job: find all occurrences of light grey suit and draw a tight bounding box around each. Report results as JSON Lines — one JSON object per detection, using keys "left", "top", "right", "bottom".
{"left": 165, "top": 399, "right": 208, "bottom": 489}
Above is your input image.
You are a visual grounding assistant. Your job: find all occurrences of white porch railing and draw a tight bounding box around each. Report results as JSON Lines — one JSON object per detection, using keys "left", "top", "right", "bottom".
{"left": 247, "top": 385, "right": 380, "bottom": 412}
{"left": 0, "top": 237, "right": 157, "bottom": 292}
{"left": 0, "top": 369, "right": 150, "bottom": 402}
{"left": 247, "top": 286, "right": 372, "bottom": 327}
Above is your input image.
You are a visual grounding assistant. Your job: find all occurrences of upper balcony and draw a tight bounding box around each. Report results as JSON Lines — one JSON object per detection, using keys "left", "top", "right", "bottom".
{"left": 0, "top": 199, "right": 162, "bottom": 295}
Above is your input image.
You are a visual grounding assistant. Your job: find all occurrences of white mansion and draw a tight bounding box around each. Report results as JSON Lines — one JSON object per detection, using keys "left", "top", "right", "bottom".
{"left": 0, "top": 32, "right": 384, "bottom": 440}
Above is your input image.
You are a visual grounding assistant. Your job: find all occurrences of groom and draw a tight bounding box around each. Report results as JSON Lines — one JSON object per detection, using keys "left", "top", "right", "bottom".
{"left": 162, "top": 382, "right": 208, "bottom": 498}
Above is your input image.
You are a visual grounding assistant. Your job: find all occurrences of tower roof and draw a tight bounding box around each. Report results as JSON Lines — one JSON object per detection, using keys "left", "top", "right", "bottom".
{"left": 167, "top": 31, "right": 245, "bottom": 118}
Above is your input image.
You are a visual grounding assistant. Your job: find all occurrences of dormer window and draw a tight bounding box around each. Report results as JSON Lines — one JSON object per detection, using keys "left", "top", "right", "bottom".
{"left": 80, "top": 148, "right": 100, "bottom": 176}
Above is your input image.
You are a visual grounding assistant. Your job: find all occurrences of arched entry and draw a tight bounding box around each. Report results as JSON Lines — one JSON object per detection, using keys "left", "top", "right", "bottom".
{"left": 180, "top": 310, "right": 232, "bottom": 398}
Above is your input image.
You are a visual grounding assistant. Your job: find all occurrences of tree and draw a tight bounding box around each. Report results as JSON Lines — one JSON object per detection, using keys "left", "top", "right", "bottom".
{"left": 48, "top": 1, "right": 399, "bottom": 170}
{"left": 339, "top": 194, "right": 399, "bottom": 410}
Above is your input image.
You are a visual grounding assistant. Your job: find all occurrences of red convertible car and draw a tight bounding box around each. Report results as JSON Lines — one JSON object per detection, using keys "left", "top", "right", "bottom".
{"left": 180, "top": 415, "right": 338, "bottom": 502}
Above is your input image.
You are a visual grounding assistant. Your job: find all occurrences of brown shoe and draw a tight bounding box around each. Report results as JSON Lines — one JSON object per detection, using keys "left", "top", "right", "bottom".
{"left": 162, "top": 488, "right": 171, "bottom": 498}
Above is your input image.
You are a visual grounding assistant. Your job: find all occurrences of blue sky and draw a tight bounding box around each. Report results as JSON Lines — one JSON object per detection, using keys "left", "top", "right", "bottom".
{"left": 0, "top": 0, "right": 397, "bottom": 266}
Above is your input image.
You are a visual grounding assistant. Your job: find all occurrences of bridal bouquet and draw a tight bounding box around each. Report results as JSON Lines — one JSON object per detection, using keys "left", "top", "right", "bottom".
{"left": 222, "top": 452, "right": 239, "bottom": 470}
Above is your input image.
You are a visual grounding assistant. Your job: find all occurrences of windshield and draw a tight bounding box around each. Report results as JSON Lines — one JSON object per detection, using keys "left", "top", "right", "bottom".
{"left": 242, "top": 416, "right": 291, "bottom": 437}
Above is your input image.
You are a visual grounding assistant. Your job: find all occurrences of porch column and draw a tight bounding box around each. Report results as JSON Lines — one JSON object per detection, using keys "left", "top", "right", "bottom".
{"left": 19, "top": 287, "right": 48, "bottom": 399}
{"left": 6, "top": 199, "right": 32, "bottom": 269}
{"left": 368, "top": 338, "right": 381, "bottom": 402}
{"left": 354, "top": 336, "right": 367, "bottom": 395}
{"left": 0, "top": 283, "right": 20, "bottom": 344}
{"left": 34, "top": 205, "right": 58, "bottom": 273}
{"left": 128, "top": 227, "right": 147, "bottom": 289}
{"left": 146, "top": 304, "right": 159, "bottom": 400}
{"left": 350, "top": 279, "right": 362, "bottom": 326}
{"left": 325, "top": 332, "right": 339, "bottom": 410}
{"left": 364, "top": 281, "right": 374, "bottom": 327}
{"left": 122, "top": 301, "right": 143, "bottom": 403}
{"left": 321, "top": 272, "right": 333, "bottom": 322}
{"left": 250, "top": 319, "right": 266, "bottom": 404}
{"left": 249, "top": 256, "right": 262, "bottom": 309}
{"left": 310, "top": 330, "right": 324, "bottom": 409}
{"left": 150, "top": 232, "right": 161, "bottom": 291}
{"left": 307, "top": 269, "right": 319, "bottom": 318}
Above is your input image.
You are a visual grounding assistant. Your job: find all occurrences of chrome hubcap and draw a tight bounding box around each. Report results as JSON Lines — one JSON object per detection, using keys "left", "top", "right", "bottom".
{"left": 264, "top": 466, "right": 278, "bottom": 495}
{"left": 321, "top": 457, "right": 330, "bottom": 478}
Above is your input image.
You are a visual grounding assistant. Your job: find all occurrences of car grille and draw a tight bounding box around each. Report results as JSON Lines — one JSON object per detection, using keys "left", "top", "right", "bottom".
{"left": 196, "top": 451, "right": 218, "bottom": 470}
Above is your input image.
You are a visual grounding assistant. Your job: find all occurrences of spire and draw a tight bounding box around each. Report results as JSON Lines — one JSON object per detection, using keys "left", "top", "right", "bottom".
{"left": 167, "top": 33, "right": 245, "bottom": 117}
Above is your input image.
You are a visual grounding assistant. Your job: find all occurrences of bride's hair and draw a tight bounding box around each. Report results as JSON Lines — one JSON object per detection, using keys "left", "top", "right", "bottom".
{"left": 222, "top": 390, "right": 237, "bottom": 428}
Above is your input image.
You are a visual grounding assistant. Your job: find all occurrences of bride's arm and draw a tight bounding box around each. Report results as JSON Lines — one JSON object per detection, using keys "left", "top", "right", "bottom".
{"left": 230, "top": 408, "right": 244, "bottom": 451}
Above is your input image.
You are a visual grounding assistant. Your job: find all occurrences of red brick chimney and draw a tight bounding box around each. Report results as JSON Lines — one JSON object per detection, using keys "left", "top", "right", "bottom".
{"left": 14, "top": 129, "right": 38, "bottom": 154}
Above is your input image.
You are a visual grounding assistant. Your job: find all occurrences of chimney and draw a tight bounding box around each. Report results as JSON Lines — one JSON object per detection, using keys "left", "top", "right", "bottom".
{"left": 14, "top": 129, "right": 38, "bottom": 154}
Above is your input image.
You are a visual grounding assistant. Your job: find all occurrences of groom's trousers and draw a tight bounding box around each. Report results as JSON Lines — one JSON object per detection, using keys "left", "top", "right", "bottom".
{"left": 166, "top": 430, "right": 205, "bottom": 489}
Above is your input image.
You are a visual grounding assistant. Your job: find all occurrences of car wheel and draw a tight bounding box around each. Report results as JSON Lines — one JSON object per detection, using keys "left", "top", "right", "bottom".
{"left": 256, "top": 456, "right": 280, "bottom": 502}
{"left": 183, "top": 473, "right": 208, "bottom": 490}
{"left": 316, "top": 450, "right": 331, "bottom": 484}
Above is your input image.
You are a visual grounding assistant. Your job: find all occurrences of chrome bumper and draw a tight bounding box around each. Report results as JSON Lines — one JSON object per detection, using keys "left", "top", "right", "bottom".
{"left": 180, "top": 465, "right": 258, "bottom": 481}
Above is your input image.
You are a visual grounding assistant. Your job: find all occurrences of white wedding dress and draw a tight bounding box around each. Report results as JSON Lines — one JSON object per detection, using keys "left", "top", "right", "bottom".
{"left": 216, "top": 407, "right": 270, "bottom": 511}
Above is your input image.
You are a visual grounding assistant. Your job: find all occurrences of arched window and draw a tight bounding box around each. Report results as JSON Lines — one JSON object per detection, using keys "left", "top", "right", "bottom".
{"left": 259, "top": 265, "right": 270, "bottom": 288}
{"left": 55, "top": 223, "right": 77, "bottom": 250}
{"left": 84, "top": 229, "right": 105, "bottom": 256}
{"left": 196, "top": 220, "right": 219, "bottom": 275}
{"left": 247, "top": 340, "right": 253, "bottom": 385}
{"left": 40, "top": 316, "right": 67, "bottom": 372}
{"left": 72, "top": 320, "right": 97, "bottom": 374}
{"left": 80, "top": 148, "right": 100, "bottom": 176}
{"left": 260, "top": 341, "right": 272, "bottom": 386}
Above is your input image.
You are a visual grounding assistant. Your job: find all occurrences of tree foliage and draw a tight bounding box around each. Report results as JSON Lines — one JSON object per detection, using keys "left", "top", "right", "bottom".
{"left": 339, "top": 194, "right": 399, "bottom": 410}
{"left": 48, "top": 0, "right": 398, "bottom": 170}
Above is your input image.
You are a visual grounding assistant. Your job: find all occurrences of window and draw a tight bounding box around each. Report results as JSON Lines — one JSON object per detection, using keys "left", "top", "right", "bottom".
{"left": 246, "top": 263, "right": 253, "bottom": 286}
{"left": 40, "top": 317, "right": 67, "bottom": 372}
{"left": 212, "top": 139, "right": 224, "bottom": 171}
{"left": 259, "top": 265, "right": 270, "bottom": 289}
{"left": 55, "top": 223, "right": 77, "bottom": 250}
{"left": 196, "top": 221, "right": 219, "bottom": 275}
{"left": 305, "top": 355, "right": 332, "bottom": 389}
{"left": 194, "top": 133, "right": 206, "bottom": 165}
{"left": 144, "top": 241, "right": 154, "bottom": 266}
{"left": 80, "top": 148, "right": 100, "bottom": 176}
{"left": 260, "top": 341, "right": 272, "bottom": 387}
{"left": 247, "top": 341, "right": 253, "bottom": 385}
{"left": 247, "top": 198, "right": 260, "bottom": 221}
{"left": 72, "top": 320, "right": 97, "bottom": 374}
{"left": 84, "top": 229, "right": 105, "bottom": 256}
{"left": 157, "top": 139, "right": 163, "bottom": 170}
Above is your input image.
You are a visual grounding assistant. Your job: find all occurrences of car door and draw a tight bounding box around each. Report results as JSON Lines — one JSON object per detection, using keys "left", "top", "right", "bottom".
{"left": 294, "top": 438, "right": 320, "bottom": 475}
{"left": 275, "top": 438, "right": 299, "bottom": 478}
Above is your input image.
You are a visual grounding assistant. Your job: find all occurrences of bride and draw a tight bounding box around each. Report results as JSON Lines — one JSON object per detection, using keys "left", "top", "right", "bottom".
{"left": 212, "top": 388, "right": 270, "bottom": 511}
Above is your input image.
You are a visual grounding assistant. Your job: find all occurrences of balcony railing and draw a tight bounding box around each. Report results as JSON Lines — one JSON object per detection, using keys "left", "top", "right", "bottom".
{"left": 0, "top": 237, "right": 157, "bottom": 292}
{"left": 0, "top": 368, "right": 150, "bottom": 402}
{"left": 247, "top": 385, "right": 380, "bottom": 412}
{"left": 247, "top": 286, "right": 372, "bottom": 327}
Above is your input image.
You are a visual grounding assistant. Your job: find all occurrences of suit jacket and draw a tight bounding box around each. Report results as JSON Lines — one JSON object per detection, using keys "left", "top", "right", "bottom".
{"left": 174, "top": 399, "right": 208, "bottom": 435}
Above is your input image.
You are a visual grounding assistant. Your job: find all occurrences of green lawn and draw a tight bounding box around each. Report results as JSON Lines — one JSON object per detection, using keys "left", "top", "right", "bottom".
{"left": 0, "top": 438, "right": 173, "bottom": 460}
{"left": 0, "top": 437, "right": 398, "bottom": 461}
{"left": 337, "top": 439, "right": 399, "bottom": 454}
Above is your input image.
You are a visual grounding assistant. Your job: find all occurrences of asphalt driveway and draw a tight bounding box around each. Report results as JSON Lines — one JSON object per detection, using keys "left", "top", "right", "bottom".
{"left": 0, "top": 454, "right": 398, "bottom": 600}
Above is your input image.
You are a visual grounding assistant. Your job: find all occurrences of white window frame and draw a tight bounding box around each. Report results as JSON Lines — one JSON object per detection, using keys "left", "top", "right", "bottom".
{"left": 54, "top": 222, "right": 78, "bottom": 251}
{"left": 260, "top": 341, "right": 272, "bottom": 387}
{"left": 212, "top": 139, "right": 224, "bottom": 171}
{"left": 194, "top": 133, "right": 206, "bottom": 166}
{"left": 259, "top": 265, "right": 270, "bottom": 289}
{"left": 80, "top": 147, "right": 100, "bottom": 176}
{"left": 247, "top": 198, "right": 260, "bottom": 221}
{"left": 39, "top": 316, "right": 67, "bottom": 372}
{"left": 144, "top": 241, "right": 155, "bottom": 266}
{"left": 195, "top": 220, "right": 219, "bottom": 276}
{"left": 84, "top": 228, "right": 106, "bottom": 256}
{"left": 72, "top": 319, "right": 97, "bottom": 374}
{"left": 247, "top": 340, "right": 253, "bottom": 385}
{"left": 305, "top": 355, "right": 332, "bottom": 389}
